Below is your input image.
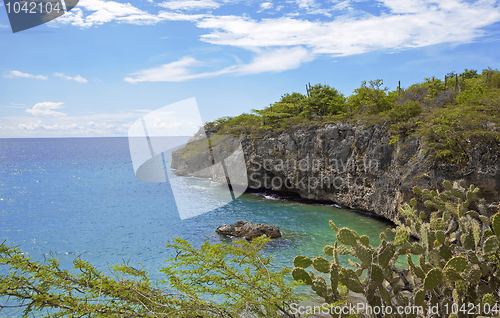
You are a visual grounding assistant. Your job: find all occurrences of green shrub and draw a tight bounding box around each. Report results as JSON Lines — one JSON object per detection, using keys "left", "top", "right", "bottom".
{"left": 0, "top": 236, "right": 300, "bottom": 317}
{"left": 346, "top": 79, "right": 395, "bottom": 114}
{"left": 292, "top": 180, "right": 500, "bottom": 318}
{"left": 201, "top": 68, "right": 500, "bottom": 165}
{"left": 490, "top": 72, "right": 500, "bottom": 89}
{"left": 455, "top": 83, "right": 486, "bottom": 105}
{"left": 423, "top": 76, "right": 445, "bottom": 99}
{"left": 386, "top": 101, "right": 422, "bottom": 122}
{"left": 396, "top": 86, "right": 428, "bottom": 104}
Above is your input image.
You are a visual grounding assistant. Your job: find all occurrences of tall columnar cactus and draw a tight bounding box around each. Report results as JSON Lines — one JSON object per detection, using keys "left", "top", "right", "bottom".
{"left": 292, "top": 180, "right": 500, "bottom": 318}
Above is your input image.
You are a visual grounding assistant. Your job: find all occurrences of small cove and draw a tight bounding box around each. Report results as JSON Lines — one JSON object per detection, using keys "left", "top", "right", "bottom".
{"left": 0, "top": 137, "right": 395, "bottom": 315}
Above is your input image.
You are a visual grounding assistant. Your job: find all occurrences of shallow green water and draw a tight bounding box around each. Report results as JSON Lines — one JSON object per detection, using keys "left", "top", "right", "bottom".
{"left": 228, "top": 193, "right": 393, "bottom": 271}
{"left": 1, "top": 138, "right": 395, "bottom": 315}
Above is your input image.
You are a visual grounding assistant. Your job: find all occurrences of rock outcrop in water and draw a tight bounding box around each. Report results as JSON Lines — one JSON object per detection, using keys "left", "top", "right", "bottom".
{"left": 216, "top": 221, "right": 282, "bottom": 240}
{"left": 172, "top": 124, "right": 500, "bottom": 222}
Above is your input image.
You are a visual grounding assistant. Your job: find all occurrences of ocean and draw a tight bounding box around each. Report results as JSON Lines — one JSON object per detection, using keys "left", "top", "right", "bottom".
{"left": 0, "top": 137, "right": 392, "bottom": 315}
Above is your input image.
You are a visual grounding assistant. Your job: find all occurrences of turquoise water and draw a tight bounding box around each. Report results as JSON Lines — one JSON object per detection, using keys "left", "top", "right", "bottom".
{"left": 0, "top": 138, "right": 392, "bottom": 314}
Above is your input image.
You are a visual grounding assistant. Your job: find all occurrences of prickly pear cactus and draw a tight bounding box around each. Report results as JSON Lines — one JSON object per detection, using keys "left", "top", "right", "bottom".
{"left": 483, "top": 235, "right": 499, "bottom": 256}
{"left": 311, "top": 276, "right": 328, "bottom": 298}
{"left": 312, "top": 256, "right": 330, "bottom": 273}
{"left": 291, "top": 180, "right": 500, "bottom": 318}
{"left": 291, "top": 267, "right": 312, "bottom": 285}
{"left": 293, "top": 255, "right": 312, "bottom": 269}
{"left": 336, "top": 228, "right": 357, "bottom": 246}
{"left": 444, "top": 256, "right": 468, "bottom": 272}
{"left": 423, "top": 268, "right": 442, "bottom": 290}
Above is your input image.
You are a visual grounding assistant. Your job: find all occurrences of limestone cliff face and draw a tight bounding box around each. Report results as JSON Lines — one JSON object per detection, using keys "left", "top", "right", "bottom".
{"left": 171, "top": 124, "right": 500, "bottom": 222}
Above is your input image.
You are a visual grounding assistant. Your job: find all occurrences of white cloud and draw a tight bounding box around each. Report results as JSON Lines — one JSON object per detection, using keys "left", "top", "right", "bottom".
{"left": 330, "top": 0, "right": 354, "bottom": 11}
{"left": 234, "top": 47, "right": 314, "bottom": 74}
{"left": 158, "top": 0, "right": 220, "bottom": 10}
{"left": 5, "top": 70, "right": 48, "bottom": 80}
{"left": 0, "top": 109, "right": 151, "bottom": 137}
{"left": 124, "top": 56, "right": 198, "bottom": 83}
{"left": 147, "top": 118, "right": 183, "bottom": 129}
{"left": 53, "top": 72, "right": 88, "bottom": 83}
{"left": 124, "top": 56, "right": 224, "bottom": 83}
{"left": 0, "top": 104, "right": 25, "bottom": 109}
{"left": 157, "top": 11, "right": 207, "bottom": 21}
{"left": 196, "top": 1, "right": 500, "bottom": 56}
{"left": 87, "top": 121, "right": 116, "bottom": 129}
{"left": 19, "top": 121, "right": 84, "bottom": 131}
{"left": 86, "top": 121, "right": 118, "bottom": 134}
{"left": 53, "top": 0, "right": 162, "bottom": 28}
{"left": 259, "top": 2, "right": 273, "bottom": 11}
{"left": 124, "top": 47, "right": 314, "bottom": 82}
{"left": 26, "top": 102, "right": 67, "bottom": 117}
{"left": 45, "top": 0, "right": 500, "bottom": 81}
{"left": 291, "top": 0, "right": 333, "bottom": 16}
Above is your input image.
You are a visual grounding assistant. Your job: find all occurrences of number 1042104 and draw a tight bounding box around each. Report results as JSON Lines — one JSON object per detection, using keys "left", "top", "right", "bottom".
{"left": 5, "top": 1, "right": 61, "bottom": 14}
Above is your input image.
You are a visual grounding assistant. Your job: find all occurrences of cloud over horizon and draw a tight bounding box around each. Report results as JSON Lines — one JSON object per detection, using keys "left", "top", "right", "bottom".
{"left": 26, "top": 102, "right": 67, "bottom": 117}
{"left": 53, "top": 72, "right": 89, "bottom": 83}
{"left": 1, "top": 109, "right": 155, "bottom": 137}
{"left": 5, "top": 70, "right": 48, "bottom": 80}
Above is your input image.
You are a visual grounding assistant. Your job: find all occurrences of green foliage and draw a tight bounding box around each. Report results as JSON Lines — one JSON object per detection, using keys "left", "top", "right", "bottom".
{"left": 302, "top": 83, "right": 346, "bottom": 117}
{"left": 394, "top": 228, "right": 409, "bottom": 246}
{"left": 415, "top": 80, "right": 500, "bottom": 163}
{"left": 483, "top": 235, "right": 499, "bottom": 255}
{"left": 346, "top": 79, "right": 396, "bottom": 114}
{"left": 5, "top": 179, "right": 500, "bottom": 317}
{"left": 252, "top": 102, "right": 298, "bottom": 122}
{"left": 279, "top": 92, "right": 306, "bottom": 105}
{"left": 493, "top": 213, "right": 500, "bottom": 236}
{"left": 460, "top": 68, "right": 479, "bottom": 79}
{"left": 329, "top": 220, "right": 340, "bottom": 232}
{"left": 312, "top": 256, "right": 331, "bottom": 273}
{"left": 423, "top": 268, "right": 443, "bottom": 290}
{"left": 455, "top": 83, "right": 486, "bottom": 104}
{"left": 205, "top": 113, "right": 262, "bottom": 137}
{"left": 423, "top": 76, "right": 445, "bottom": 99}
{"left": 444, "top": 256, "right": 467, "bottom": 272}
{"left": 483, "top": 293, "right": 495, "bottom": 306}
{"left": 198, "top": 68, "right": 499, "bottom": 167}
{"left": 385, "top": 100, "right": 422, "bottom": 122}
{"left": 292, "top": 180, "right": 500, "bottom": 317}
{"left": 293, "top": 254, "right": 312, "bottom": 268}
{"left": 204, "top": 84, "right": 347, "bottom": 137}
{"left": 0, "top": 236, "right": 299, "bottom": 317}
{"left": 336, "top": 228, "right": 358, "bottom": 246}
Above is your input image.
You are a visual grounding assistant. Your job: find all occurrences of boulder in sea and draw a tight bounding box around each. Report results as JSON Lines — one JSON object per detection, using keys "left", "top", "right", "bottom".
{"left": 215, "top": 220, "right": 281, "bottom": 240}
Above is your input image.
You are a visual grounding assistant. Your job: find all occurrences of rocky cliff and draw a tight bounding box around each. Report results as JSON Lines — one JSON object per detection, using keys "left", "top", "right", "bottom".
{"left": 171, "top": 124, "right": 500, "bottom": 223}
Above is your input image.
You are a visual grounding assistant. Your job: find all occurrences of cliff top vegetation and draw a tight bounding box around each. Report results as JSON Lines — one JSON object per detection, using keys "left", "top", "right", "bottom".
{"left": 204, "top": 68, "right": 500, "bottom": 164}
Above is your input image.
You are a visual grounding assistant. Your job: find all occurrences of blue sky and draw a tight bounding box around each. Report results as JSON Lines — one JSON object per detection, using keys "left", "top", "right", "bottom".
{"left": 1, "top": 0, "right": 500, "bottom": 137}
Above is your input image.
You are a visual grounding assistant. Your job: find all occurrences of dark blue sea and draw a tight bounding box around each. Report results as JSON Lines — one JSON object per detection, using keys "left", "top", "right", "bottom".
{"left": 0, "top": 137, "right": 391, "bottom": 316}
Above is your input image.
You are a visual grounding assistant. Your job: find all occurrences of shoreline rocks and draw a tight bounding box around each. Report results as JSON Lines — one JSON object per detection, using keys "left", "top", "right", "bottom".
{"left": 216, "top": 221, "right": 282, "bottom": 240}
{"left": 173, "top": 124, "right": 500, "bottom": 223}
